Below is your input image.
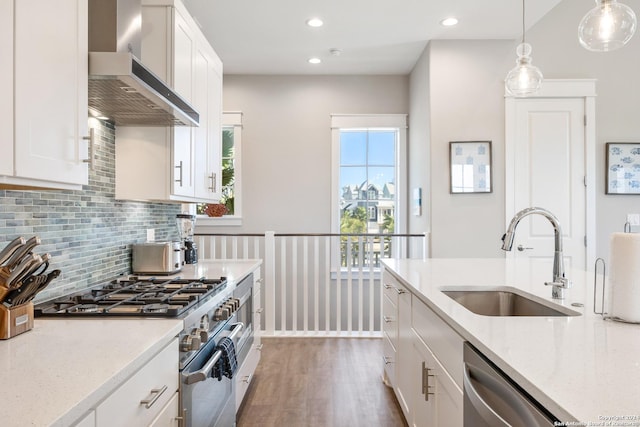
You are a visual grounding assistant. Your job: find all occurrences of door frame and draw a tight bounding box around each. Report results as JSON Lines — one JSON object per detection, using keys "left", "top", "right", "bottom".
{"left": 505, "top": 79, "right": 597, "bottom": 269}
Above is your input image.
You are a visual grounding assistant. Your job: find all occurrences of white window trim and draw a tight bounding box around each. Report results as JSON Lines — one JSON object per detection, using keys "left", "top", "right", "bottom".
{"left": 330, "top": 114, "right": 408, "bottom": 274}
{"left": 198, "top": 111, "right": 243, "bottom": 227}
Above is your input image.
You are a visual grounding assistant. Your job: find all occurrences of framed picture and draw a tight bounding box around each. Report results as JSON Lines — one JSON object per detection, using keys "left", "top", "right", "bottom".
{"left": 449, "top": 141, "right": 492, "bottom": 193}
{"left": 606, "top": 142, "right": 640, "bottom": 194}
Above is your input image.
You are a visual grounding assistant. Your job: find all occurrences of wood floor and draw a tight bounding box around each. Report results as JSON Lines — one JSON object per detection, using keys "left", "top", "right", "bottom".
{"left": 237, "top": 337, "right": 407, "bottom": 427}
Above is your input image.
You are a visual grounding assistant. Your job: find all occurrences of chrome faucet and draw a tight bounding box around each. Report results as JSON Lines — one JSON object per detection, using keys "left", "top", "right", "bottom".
{"left": 501, "top": 207, "right": 569, "bottom": 299}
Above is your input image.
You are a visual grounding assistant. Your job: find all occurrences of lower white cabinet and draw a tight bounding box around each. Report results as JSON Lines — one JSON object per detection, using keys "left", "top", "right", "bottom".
{"left": 383, "top": 267, "right": 463, "bottom": 427}
{"left": 72, "top": 410, "right": 95, "bottom": 427}
{"left": 412, "top": 332, "right": 463, "bottom": 427}
{"left": 149, "top": 391, "right": 180, "bottom": 427}
{"left": 95, "top": 339, "right": 179, "bottom": 427}
{"left": 395, "top": 279, "right": 413, "bottom": 421}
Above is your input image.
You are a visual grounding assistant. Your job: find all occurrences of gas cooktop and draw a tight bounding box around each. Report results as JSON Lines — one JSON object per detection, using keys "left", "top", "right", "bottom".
{"left": 34, "top": 277, "right": 227, "bottom": 318}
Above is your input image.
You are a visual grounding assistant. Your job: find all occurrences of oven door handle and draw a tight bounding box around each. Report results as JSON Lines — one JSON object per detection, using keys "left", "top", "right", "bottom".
{"left": 182, "top": 322, "right": 245, "bottom": 385}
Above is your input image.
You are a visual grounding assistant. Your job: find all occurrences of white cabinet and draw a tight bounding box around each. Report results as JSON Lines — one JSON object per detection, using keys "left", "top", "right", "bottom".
{"left": 382, "top": 276, "right": 399, "bottom": 387}
{"left": 395, "top": 279, "right": 413, "bottom": 421}
{"left": 116, "top": 0, "right": 222, "bottom": 203}
{"left": 149, "top": 391, "right": 180, "bottom": 427}
{"left": 96, "top": 339, "right": 179, "bottom": 427}
{"left": 0, "top": 0, "right": 13, "bottom": 177}
{"left": 0, "top": 0, "right": 89, "bottom": 190}
{"left": 236, "top": 269, "right": 263, "bottom": 409}
{"left": 383, "top": 267, "right": 464, "bottom": 427}
{"left": 382, "top": 285, "right": 397, "bottom": 387}
{"left": 72, "top": 411, "right": 96, "bottom": 427}
{"left": 412, "top": 332, "right": 463, "bottom": 427}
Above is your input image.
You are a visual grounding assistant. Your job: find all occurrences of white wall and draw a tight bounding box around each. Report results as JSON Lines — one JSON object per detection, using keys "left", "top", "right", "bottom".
{"left": 199, "top": 75, "right": 409, "bottom": 234}
{"left": 414, "top": 40, "right": 513, "bottom": 258}
{"left": 526, "top": 0, "right": 640, "bottom": 261}
{"left": 408, "top": 44, "right": 431, "bottom": 247}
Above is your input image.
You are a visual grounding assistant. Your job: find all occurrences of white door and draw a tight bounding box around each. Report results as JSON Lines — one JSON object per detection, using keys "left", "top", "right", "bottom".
{"left": 507, "top": 98, "right": 586, "bottom": 271}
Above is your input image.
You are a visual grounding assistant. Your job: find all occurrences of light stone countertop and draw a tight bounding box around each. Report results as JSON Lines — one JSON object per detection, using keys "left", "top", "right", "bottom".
{"left": 0, "top": 259, "right": 261, "bottom": 427}
{"left": 382, "top": 258, "right": 640, "bottom": 425}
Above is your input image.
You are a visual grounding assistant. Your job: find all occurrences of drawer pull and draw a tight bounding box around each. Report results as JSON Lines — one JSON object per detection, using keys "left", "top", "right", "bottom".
{"left": 140, "top": 385, "right": 168, "bottom": 409}
{"left": 255, "top": 308, "right": 264, "bottom": 314}
{"left": 242, "top": 374, "right": 252, "bottom": 384}
{"left": 256, "top": 344, "right": 264, "bottom": 351}
{"left": 395, "top": 287, "right": 406, "bottom": 295}
{"left": 383, "top": 316, "right": 394, "bottom": 323}
{"left": 383, "top": 283, "right": 393, "bottom": 290}
{"left": 422, "top": 363, "right": 436, "bottom": 401}
{"left": 383, "top": 356, "right": 393, "bottom": 365}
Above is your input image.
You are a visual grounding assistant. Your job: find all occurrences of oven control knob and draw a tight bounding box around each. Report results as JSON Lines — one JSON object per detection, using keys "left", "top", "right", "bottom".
{"left": 200, "top": 314, "right": 210, "bottom": 330}
{"left": 214, "top": 307, "right": 230, "bottom": 320}
{"left": 196, "top": 327, "right": 210, "bottom": 343}
{"left": 231, "top": 298, "right": 240, "bottom": 310}
{"left": 224, "top": 302, "right": 235, "bottom": 313}
{"left": 181, "top": 333, "right": 202, "bottom": 352}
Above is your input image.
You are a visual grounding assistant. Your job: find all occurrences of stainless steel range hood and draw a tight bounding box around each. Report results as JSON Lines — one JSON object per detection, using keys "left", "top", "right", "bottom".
{"left": 88, "top": 0, "right": 199, "bottom": 127}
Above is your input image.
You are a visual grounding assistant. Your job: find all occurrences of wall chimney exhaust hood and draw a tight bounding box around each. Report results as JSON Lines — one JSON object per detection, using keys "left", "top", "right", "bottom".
{"left": 88, "top": 0, "right": 199, "bottom": 127}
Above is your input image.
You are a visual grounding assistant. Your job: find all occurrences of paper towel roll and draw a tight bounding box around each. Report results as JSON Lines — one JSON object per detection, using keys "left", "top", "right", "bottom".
{"left": 609, "top": 232, "right": 640, "bottom": 322}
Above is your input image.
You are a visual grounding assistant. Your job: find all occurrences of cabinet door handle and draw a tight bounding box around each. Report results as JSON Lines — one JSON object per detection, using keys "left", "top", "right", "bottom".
{"left": 208, "top": 173, "right": 216, "bottom": 192}
{"left": 383, "top": 283, "right": 393, "bottom": 290}
{"left": 383, "top": 356, "right": 393, "bottom": 365}
{"left": 395, "top": 287, "right": 406, "bottom": 295}
{"left": 242, "top": 374, "right": 252, "bottom": 384}
{"left": 383, "top": 316, "right": 394, "bottom": 323}
{"left": 140, "top": 384, "right": 168, "bottom": 409}
{"left": 175, "top": 161, "right": 183, "bottom": 186}
{"left": 255, "top": 308, "right": 264, "bottom": 314}
{"left": 256, "top": 344, "right": 264, "bottom": 351}
{"left": 82, "top": 128, "right": 95, "bottom": 170}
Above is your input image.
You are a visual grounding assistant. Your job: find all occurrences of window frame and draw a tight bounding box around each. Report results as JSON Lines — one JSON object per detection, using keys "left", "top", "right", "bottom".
{"left": 197, "top": 111, "right": 243, "bottom": 227}
{"left": 330, "top": 114, "right": 408, "bottom": 271}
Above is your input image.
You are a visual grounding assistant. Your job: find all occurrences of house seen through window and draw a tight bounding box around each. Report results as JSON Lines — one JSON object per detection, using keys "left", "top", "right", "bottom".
{"left": 331, "top": 114, "right": 407, "bottom": 270}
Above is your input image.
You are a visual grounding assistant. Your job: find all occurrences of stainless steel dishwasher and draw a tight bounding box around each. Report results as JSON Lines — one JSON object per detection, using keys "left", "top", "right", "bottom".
{"left": 463, "top": 343, "right": 560, "bottom": 426}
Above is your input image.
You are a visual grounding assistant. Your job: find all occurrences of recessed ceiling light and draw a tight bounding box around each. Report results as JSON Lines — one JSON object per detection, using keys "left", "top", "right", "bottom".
{"left": 440, "top": 17, "right": 459, "bottom": 27}
{"left": 308, "top": 57, "right": 321, "bottom": 64}
{"left": 306, "top": 18, "right": 323, "bottom": 27}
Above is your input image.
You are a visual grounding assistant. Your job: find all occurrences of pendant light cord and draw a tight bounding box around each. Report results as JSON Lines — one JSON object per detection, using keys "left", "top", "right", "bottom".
{"left": 522, "top": 0, "right": 526, "bottom": 45}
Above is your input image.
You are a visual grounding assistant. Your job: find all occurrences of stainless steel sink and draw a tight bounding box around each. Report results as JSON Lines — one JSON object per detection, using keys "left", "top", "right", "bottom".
{"left": 441, "top": 287, "right": 580, "bottom": 317}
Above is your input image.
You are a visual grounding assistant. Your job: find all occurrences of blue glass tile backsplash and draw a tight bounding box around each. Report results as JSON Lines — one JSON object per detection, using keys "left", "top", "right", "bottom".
{"left": 0, "top": 120, "right": 182, "bottom": 301}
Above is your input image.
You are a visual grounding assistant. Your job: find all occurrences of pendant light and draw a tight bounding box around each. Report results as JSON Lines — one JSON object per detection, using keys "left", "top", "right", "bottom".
{"left": 578, "top": 0, "right": 637, "bottom": 52}
{"left": 505, "top": 0, "right": 543, "bottom": 97}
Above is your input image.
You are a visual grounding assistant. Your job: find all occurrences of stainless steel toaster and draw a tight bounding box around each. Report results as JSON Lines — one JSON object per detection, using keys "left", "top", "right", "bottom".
{"left": 132, "top": 242, "right": 182, "bottom": 275}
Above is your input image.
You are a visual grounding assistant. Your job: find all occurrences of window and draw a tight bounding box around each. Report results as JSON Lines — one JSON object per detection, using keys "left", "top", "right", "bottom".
{"left": 197, "top": 112, "right": 243, "bottom": 226}
{"left": 331, "top": 114, "right": 407, "bottom": 269}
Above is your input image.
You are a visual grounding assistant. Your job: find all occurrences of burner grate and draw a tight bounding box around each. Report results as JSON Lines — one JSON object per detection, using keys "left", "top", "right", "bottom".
{"left": 34, "top": 277, "right": 227, "bottom": 318}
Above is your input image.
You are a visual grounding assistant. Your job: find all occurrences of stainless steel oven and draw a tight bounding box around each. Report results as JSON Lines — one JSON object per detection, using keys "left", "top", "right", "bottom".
{"left": 181, "top": 318, "right": 244, "bottom": 427}
{"left": 179, "top": 273, "right": 254, "bottom": 427}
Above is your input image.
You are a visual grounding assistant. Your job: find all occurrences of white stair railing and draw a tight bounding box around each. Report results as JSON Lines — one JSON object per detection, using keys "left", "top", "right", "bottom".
{"left": 196, "top": 232, "right": 427, "bottom": 337}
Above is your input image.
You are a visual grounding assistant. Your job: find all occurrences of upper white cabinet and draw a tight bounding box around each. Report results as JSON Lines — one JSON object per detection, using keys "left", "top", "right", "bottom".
{"left": 0, "top": 0, "right": 89, "bottom": 190}
{"left": 115, "top": 0, "right": 222, "bottom": 203}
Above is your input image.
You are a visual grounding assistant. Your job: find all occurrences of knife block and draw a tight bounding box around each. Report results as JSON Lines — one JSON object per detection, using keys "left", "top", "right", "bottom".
{"left": 0, "top": 303, "right": 34, "bottom": 339}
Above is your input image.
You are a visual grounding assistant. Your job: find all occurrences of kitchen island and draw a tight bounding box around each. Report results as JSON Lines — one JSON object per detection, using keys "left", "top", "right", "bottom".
{"left": 0, "top": 259, "right": 261, "bottom": 427}
{"left": 383, "top": 258, "right": 640, "bottom": 425}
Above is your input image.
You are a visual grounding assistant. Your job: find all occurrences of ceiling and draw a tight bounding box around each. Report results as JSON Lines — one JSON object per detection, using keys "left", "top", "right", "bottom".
{"left": 182, "top": 0, "right": 564, "bottom": 75}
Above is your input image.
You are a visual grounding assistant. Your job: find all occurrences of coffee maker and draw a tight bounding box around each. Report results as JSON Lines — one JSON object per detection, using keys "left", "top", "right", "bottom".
{"left": 176, "top": 213, "right": 197, "bottom": 264}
